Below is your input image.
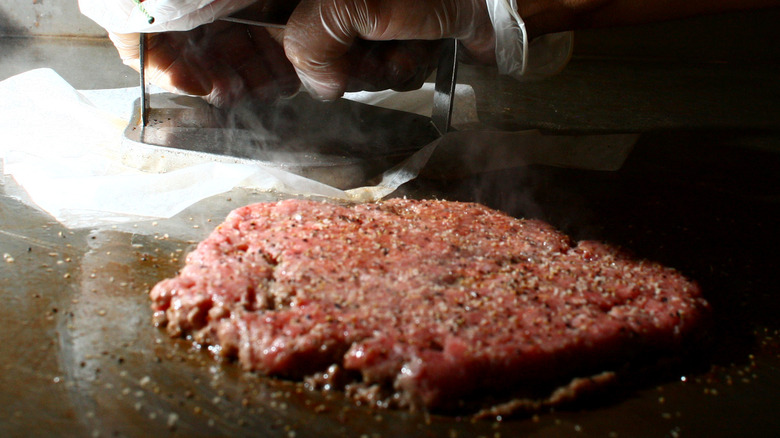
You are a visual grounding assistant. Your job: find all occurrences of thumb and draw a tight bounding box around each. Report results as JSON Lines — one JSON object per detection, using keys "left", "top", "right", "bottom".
{"left": 283, "top": 0, "right": 487, "bottom": 100}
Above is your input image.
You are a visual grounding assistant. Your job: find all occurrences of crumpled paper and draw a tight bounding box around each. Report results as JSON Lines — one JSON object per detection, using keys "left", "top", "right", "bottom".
{"left": 0, "top": 69, "right": 477, "bottom": 229}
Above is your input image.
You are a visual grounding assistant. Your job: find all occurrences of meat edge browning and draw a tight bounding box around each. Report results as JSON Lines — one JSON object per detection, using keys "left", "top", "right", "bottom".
{"left": 305, "top": 317, "right": 711, "bottom": 417}
{"left": 149, "top": 199, "right": 710, "bottom": 417}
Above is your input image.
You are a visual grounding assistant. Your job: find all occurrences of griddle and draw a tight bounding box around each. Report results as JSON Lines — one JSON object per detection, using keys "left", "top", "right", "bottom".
{"left": 3, "top": 10, "right": 780, "bottom": 435}
{"left": 1, "top": 129, "right": 779, "bottom": 437}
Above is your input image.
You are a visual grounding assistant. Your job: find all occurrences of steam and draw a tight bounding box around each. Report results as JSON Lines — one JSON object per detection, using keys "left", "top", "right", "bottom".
{"left": 172, "top": 90, "right": 441, "bottom": 189}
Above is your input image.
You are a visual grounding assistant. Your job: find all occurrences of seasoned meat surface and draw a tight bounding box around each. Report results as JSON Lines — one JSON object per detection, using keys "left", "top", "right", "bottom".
{"left": 150, "top": 199, "right": 708, "bottom": 412}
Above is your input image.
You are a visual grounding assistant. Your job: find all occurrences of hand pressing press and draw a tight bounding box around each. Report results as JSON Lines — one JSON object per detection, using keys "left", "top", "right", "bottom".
{"left": 80, "top": 0, "right": 571, "bottom": 105}
{"left": 284, "top": 0, "right": 511, "bottom": 100}
{"left": 79, "top": 0, "right": 301, "bottom": 106}
{"left": 82, "top": 0, "right": 779, "bottom": 104}
{"left": 281, "top": 0, "right": 581, "bottom": 100}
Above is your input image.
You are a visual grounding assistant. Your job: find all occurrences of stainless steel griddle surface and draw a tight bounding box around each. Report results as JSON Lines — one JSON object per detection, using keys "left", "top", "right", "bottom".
{"left": 1, "top": 130, "right": 779, "bottom": 437}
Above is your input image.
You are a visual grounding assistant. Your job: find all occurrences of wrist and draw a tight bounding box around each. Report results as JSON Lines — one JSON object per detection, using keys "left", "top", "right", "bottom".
{"left": 482, "top": 0, "right": 575, "bottom": 79}
{"left": 516, "top": 0, "right": 609, "bottom": 38}
{"left": 458, "top": 0, "right": 500, "bottom": 64}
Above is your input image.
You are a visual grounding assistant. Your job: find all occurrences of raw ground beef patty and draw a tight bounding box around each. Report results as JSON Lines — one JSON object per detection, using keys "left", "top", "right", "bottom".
{"left": 150, "top": 199, "right": 709, "bottom": 413}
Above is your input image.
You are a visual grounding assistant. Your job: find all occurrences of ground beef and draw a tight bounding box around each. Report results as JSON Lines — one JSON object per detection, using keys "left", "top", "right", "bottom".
{"left": 149, "top": 198, "right": 708, "bottom": 414}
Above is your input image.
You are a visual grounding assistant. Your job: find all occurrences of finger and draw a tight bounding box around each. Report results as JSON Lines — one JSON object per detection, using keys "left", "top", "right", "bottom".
{"left": 247, "top": 26, "right": 301, "bottom": 98}
{"left": 110, "top": 30, "right": 214, "bottom": 96}
{"left": 341, "top": 39, "right": 441, "bottom": 93}
{"left": 199, "top": 24, "right": 299, "bottom": 105}
{"left": 148, "top": 29, "right": 215, "bottom": 97}
{"left": 111, "top": 22, "right": 300, "bottom": 107}
{"left": 382, "top": 40, "right": 442, "bottom": 92}
{"left": 195, "top": 23, "right": 274, "bottom": 106}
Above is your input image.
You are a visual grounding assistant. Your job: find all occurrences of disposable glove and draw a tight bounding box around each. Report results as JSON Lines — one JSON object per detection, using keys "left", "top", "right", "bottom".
{"left": 78, "top": 0, "right": 257, "bottom": 33}
{"left": 283, "top": 0, "right": 572, "bottom": 100}
{"left": 79, "top": 1, "right": 300, "bottom": 106}
{"left": 107, "top": 23, "right": 299, "bottom": 106}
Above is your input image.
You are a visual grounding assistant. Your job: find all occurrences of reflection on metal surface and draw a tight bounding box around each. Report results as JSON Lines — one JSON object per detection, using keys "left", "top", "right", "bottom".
{"left": 123, "top": 93, "right": 440, "bottom": 189}
{"left": 432, "top": 39, "right": 459, "bottom": 135}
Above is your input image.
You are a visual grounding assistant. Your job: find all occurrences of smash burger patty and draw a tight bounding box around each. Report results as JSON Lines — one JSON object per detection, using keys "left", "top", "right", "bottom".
{"left": 150, "top": 199, "right": 708, "bottom": 413}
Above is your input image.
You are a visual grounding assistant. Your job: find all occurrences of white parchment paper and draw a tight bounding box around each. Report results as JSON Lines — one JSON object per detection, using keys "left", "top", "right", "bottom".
{"left": 0, "top": 69, "right": 477, "bottom": 228}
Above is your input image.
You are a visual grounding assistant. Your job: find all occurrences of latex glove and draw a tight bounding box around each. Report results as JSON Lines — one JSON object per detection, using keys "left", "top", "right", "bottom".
{"left": 78, "top": 0, "right": 257, "bottom": 33}
{"left": 283, "top": 0, "right": 497, "bottom": 101}
{"left": 107, "top": 23, "right": 299, "bottom": 107}
{"left": 80, "top": 1, "right": 301, "bottom": 106}
{"left": 283, "top": 0, "right": 574, "bottom": 100}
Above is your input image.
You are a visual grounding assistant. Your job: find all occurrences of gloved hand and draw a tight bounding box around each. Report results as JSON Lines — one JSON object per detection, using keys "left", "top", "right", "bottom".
{"left": 79, "top": 0, "right": 301, "bottom": 106}
{"left": 283, "top": 0, "right": 495, "bottom": 101}
{"left": 282, "top": 0, "right": 572, "bottom": 101}
{"left": 107, "top": 23, "right": 299, "bottom": 106}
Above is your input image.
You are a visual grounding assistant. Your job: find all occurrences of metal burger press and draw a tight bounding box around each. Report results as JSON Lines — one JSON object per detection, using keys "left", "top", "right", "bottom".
{"left": 122, "top": 18, "right": 636, "bottom": 190}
